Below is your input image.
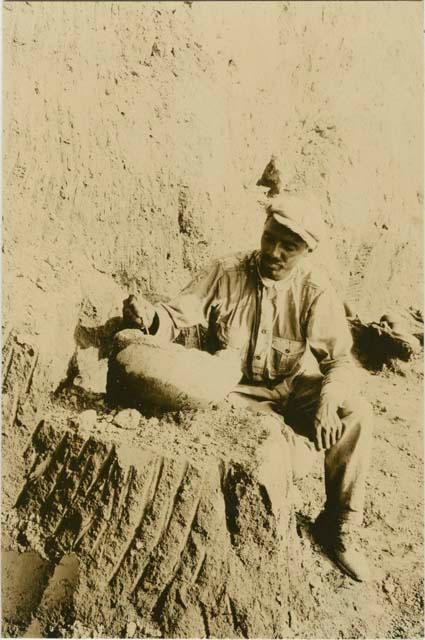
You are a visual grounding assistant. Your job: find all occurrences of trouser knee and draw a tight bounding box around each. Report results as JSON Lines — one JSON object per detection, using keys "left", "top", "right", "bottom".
{"left": 339, "top": 395, "right": 373, "bottom": 432}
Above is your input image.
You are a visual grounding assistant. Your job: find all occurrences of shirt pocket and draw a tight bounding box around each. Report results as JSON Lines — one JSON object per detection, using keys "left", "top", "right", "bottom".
{"left": 271, "top": 336, "right": 305, "bottom": 375}
{"left": 216, "top": 318, "right": 249, "bottom": 353}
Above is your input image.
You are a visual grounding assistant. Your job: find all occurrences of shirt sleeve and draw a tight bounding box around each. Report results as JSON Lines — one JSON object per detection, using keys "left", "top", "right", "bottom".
{"left": 306, "top": 287, "right": 358, "bottom": 404}
{"left": 151, "top": 260, "right": 223, "bottom": 342}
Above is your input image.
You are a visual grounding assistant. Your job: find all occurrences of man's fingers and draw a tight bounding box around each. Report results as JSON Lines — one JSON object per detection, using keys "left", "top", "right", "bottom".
{"left": 123, "top": 303, "right": 140, "bottom": 322}
{"left": 127, "top": 302, "right": 143, "bottom": 321}
{"left": 123, "top": 300, "right": 146, "bottom": 329}
{"left": 333, "top": 413, "right": 344, "bottom": 443}
{"left": 314, "top": 420, "right": 324, "bottom": 451}
{"left": 314, "top": 435, "right": 323, "bottom": 452}
{"left": 315, "top": 404, "right": 346, "bottom": 450}
{"left": 334, "top": 421, "right": 342, "bottom": 443}
{"left": 123, "top": 294, "right": 138, "bottom": 312}
{"left": 315, "top": 419, "right": 341, "bottom": 450}
{"left": 124, "top": 295, "right": 153, "bottom": 328}
{"left": 321, "top": 427, "right": 331, "bottom": 451}
{"left": 317, "top": 422, "right": 347, "bottom": 450}
{"left": 123, "top": 298, "right": 137, "bottom": 318}
{"left": 123, "top": 304, "right": 137, "bottom": 321}
{"left": 124, "top": 295, "right": 144, "bottom": 317}
{"left": 131, "top": 312, "right": 144, "bottom": 328}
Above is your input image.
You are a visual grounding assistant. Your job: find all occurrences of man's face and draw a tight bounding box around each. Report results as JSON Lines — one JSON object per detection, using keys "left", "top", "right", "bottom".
{"left": 259, "top": 216, "right": 309, "bottom": 280}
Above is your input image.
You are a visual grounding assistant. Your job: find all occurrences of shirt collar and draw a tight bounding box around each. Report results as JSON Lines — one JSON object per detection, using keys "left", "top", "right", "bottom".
{"left": 254, "top": 250, "right": 298, "bottom": 290}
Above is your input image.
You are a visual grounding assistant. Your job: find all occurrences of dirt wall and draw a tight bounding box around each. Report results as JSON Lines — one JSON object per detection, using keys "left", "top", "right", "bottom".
{"left": 4, "top": 1, "right": 423, "bottom": 386}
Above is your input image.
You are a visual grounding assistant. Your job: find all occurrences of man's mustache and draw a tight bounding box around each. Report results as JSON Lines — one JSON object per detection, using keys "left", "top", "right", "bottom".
{"left": 262, "top": 255, "right": 284, "bottom": 267}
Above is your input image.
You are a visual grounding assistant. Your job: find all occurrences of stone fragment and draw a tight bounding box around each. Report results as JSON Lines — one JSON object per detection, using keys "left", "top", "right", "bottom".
{"left": 382, "top": 575, "right": 396, "bottom": 595}
{"left": 74, "top": 347, "right": 108, "bottom": 394}
{"left": 77, "top": 410, "right": 98, "bottom": 431}
{"left": 113, "top": 408, "right": 141, "bottom": 431}
{"left": 256, "top": 155, "right": 282, "bottom": 197}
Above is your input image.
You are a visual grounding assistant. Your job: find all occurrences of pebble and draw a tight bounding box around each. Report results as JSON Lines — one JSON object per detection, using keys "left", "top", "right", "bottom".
{"left": 382, "top": 575, "right": 396, "bottom": 595}
{"left": 287, "top": 610, "right": 297, "bottom": 629}
{"left": 113, "top": 408, "right": 141, "bottom": 430}
{"left": 308, "top": 574, "right": 321, "bottom": 590}
{"left": 77, "top": 410, "right": 98, "bottom": 431}
{"left": 126, "top": 621, "right": 137, "bottom": 637}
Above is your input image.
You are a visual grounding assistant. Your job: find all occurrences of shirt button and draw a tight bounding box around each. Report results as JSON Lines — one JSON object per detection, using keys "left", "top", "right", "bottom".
{"left": 261, "top": 329, "right": 267, "bottom": 334}
{"left": 285, "top": 348, "right": 290, "bottom": 354}
{"left": 255, "top": 355, "right": 261, "bottom": 360}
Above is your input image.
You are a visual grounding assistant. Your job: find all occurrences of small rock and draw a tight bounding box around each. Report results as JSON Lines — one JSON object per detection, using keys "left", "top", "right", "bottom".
{"left": 126, "top": 621, "right": 137, "bottom": 637}
{"left": 382, "top": 575, "right": 396, "bottom": 595}
{"left": 308, "top": 574, "right": 321, "bottom": 590}
{"left": 77, "top": 410, "right": 98, "bottom": 431}
{"left": 141, "top": 622, "right": 162, "bottom": 638}
{"left": 74, "top": 347, "right": 108, "bottom": 394}
{"left": 256, "top": 155, "right": 282, "bottom": 197}
{"left": 151, "top": 41, "right": 161, "bottom": 57}
{"left": 113, "top": 409, "right": 141, "bottom": 431}
{"left": 287, "top": 610, "right": 297, "bottom": 629}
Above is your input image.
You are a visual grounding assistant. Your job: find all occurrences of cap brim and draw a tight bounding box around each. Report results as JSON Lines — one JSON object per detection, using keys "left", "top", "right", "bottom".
{"left": 271, "top": 212, "right": 318, "bottom": 249}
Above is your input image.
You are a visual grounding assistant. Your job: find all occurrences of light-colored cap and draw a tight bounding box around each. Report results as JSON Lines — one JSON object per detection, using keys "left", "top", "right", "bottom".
{"left": 264, "top": 192, "right": 324, "bottom": 250}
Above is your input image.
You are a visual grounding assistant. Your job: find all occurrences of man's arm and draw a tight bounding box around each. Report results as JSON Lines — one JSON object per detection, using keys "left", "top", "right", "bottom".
{"left": 123, "top": 260, "right": 224, "bottom": 342}
{"left": 306, "top": 287, "right": 358, "bottom": 450}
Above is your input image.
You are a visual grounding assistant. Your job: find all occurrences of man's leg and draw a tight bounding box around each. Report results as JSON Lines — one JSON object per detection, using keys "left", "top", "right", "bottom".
{"left": 283, "top": 374, "right": 373, "bottom": 581}
{"left": 228, "top": 384, "right": 317, "bottom": 480}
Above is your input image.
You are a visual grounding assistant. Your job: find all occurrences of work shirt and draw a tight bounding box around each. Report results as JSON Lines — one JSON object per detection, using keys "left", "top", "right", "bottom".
{"left": 154, "top": 250, "right": 355, "bottom": 403}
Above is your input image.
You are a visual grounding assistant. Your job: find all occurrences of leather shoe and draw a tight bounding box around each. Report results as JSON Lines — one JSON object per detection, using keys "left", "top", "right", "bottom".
{"left": 313, "top": 509, "right": 371, "bottom": 582}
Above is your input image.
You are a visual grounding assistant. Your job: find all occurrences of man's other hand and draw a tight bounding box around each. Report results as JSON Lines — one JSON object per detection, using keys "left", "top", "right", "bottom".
{"left": 313, "top": 396, "right": 343, "bottom": 451}
{"left": 122, "top": 294, "right": 156, "bottom": 332}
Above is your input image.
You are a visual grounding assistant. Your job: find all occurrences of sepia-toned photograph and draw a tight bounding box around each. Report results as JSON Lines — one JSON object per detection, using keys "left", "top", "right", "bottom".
{"left": 2, "top": 1, "right": 423, "bottom": 638}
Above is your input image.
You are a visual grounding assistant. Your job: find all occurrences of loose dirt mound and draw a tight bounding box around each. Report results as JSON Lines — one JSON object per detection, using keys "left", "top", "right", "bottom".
{"left": 2, "top": 332, "right": 424, "bottom": 638}
{"left": 3, "top": 334, "right": 308, "bottom": 638}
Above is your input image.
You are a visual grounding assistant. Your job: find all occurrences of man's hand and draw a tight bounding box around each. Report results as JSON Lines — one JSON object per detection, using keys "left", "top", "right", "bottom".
{"left": 122, "top": 294, "right": 156, "bottom": 332}
{"left": 313, "top": 395, "right": 344, "bottom": 451}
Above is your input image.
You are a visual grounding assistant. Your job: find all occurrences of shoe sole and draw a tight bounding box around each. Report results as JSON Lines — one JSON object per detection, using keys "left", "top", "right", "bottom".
{"left": 331, "top": 552, "right": 367, "bottom": 582}
{"left": 312, "top": 523, "right": 368, "bottom": 583}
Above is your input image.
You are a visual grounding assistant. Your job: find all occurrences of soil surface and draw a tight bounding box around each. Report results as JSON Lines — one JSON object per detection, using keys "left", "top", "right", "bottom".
{"left": 2, "top": 338, "right": 423, "bottom": 638}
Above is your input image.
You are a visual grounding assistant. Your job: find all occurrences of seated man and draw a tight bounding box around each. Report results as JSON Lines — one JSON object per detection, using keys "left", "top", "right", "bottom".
{"left": 121, "top": 192, "right": 373, "bottom": 582}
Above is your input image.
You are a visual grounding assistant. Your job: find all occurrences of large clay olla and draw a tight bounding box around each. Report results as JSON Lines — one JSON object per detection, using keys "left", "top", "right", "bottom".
{"left": 108, "top": 334, "right": 242, "bottom": 410}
